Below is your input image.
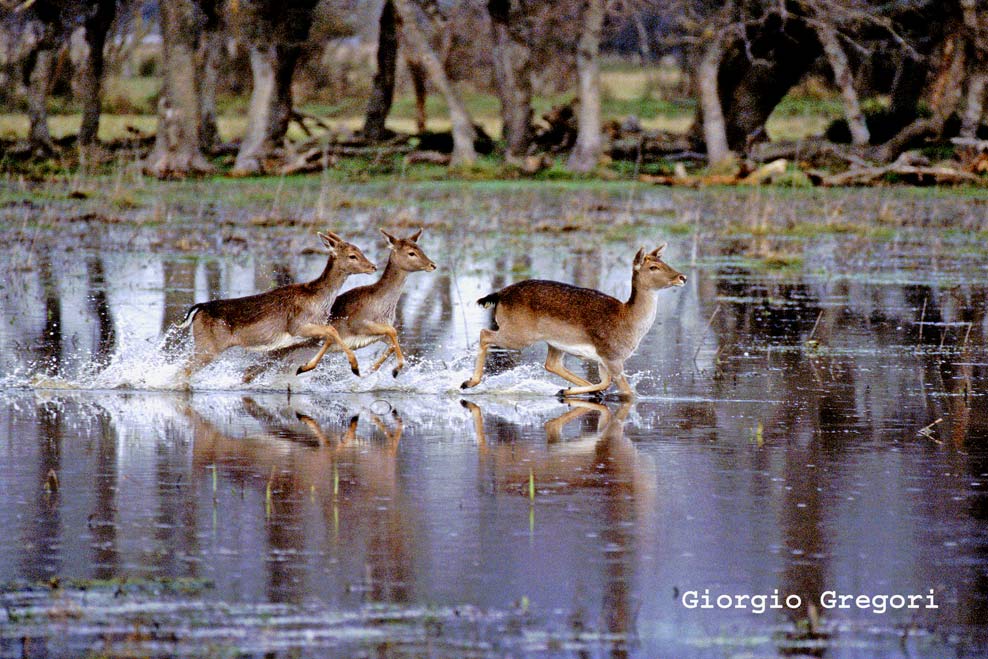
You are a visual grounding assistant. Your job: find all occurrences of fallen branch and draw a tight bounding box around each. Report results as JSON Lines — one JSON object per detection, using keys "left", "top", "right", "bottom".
{"left": 639, "top": 159, "right": 789, "bottom": 187}
{"left": 404, "top": 150, "right": 451, "bottom": 166}
{"left": 818, "top": 152, "right": 981, "bottom": 186}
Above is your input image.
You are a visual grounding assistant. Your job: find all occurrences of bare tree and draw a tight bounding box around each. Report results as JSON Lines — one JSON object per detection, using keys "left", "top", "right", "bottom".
{"left": 23, "top": 36, "right": 55, "bottom": 154}
{"left": 392, "top": 0, "right": 476, "bottom": 165}
{"left": 196, "top": 0, "right": 222, "bottom": 152}
{"left": 362, "top": 0, "right": 398, "bottom": 141}
{"left": 232, "top": 0, "right": 319, "bottom": 174}
{"left": 876, "top": 1, "right": 979, "bottom": 161}
{"left": 77, "top": 0, "right": 118, "bottom": 146}
{"left": 567, "top": 0, "right": 606, "bottom": 173}
{"left": 697, "top": 28, "right": 732, "bottom": 167}
{"left": 145, "top": 0, "right": 213, "bottom": 177}
{"left": 488, "top": 0, "right": 534, "bottom": 160}
{"left": 8, "top": 2, "right": 65, "bottom": 155}
{"left": 814, "top": 22, "right": 869, "bottom": 145}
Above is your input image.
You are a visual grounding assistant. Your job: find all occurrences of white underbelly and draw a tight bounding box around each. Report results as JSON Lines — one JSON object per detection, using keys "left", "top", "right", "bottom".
{"left": 547, "top": 340, "right": 602, "bottom": 362}
{"left": 345, "top": 334, "right": 382, "bottom": 350}
{"left": 247, "top": 333, "right": 309, "bottom": 352}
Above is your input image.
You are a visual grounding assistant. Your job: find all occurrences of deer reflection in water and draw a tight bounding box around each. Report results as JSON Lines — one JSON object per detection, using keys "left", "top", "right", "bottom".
{"left": 463, "top": 399, "right": 654, "bottom": 653}
{"left": 185, "top": 397, "right": 409, "bottom": 604}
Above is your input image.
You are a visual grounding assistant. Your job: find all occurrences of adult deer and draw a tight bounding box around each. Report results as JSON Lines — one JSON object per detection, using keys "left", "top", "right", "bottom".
{"left": 460, "top": 243, "right": 686, "bottom": 399}
{"left": 178, "top": 231, "right": 376, "bottom": 379}
{"left": 243, "top": 228, "right": 437, "bottom": 382}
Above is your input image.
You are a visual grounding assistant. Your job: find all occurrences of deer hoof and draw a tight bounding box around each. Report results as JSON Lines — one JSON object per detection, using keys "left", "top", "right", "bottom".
{"left": 351, "top": 367, "right": 360, "bottom": 376}
{"left": 295, "top": 366, "right": 307, "bottom": 376}
{"left": 589, "top": 391, "right": 605, "bottom": 403}
{"left": 460, "top": 380, "right": 473, "bottom": 390}
{"left": 392, "top": 367, "right": 401, "bottom": 378}
{"left": 556, "top": 389, "right": 569, "bottom": 402}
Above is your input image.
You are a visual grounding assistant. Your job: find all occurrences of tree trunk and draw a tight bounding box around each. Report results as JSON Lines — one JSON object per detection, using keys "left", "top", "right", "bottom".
{"left": 816, "top": 23, "right": 869, "bottom": 146}
{"left": 633, "top": 12, "right": 650, "bottom": 65}
{"left": 363, "top": 0, "right": 398, "bottom": 141}
{"left": 145, "top": 0, "right": 212, "bottom": 177}
{"left": 961, "top": 68, "right": 987, "bottom": 138}
{"left": 876, "top": 34, "right": 967, "bottom": 162}
{"left": 24, "top": 46, "right": 55, "bottom": 155}
{"left": 488, "top": 0, "right": 533, "bottom": 160}
{"left": 392, "top": 0, "right": 476, "bottom": 165}
{"left": 233, "top": 44, "right": 301, "bottom": 175}
{"left": 78, "top": 0, "right": 117, "bottom": 146}
{"left": 698, "top": 37, "right": 732, "bottom": 168}
{"left": 715, "top": 16, "right": 821, "bottom": 152}
{"left": 567, "top": 0, "right": 605, "bottom": 173}
{"left": 197, "top": 26, "right": 222, "bottom": 152}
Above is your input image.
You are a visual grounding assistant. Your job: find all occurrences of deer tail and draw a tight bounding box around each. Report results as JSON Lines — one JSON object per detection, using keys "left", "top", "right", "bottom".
{"left": 477, "top": 292, "right": 499, "bottom": 309}
{"left": 177, "top": 303, "right": 203, "bottom": 329}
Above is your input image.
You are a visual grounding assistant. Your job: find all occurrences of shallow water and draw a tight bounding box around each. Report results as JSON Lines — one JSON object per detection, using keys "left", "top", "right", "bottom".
{"left": 1, "top": 184, "right": 987, "bottom": 657}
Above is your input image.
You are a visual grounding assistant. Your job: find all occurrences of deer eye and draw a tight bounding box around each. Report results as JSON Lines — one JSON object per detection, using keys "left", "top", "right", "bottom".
{"left": 649, "top": 265, "right": 659, "bottom": 271}
{"left": 408, "top": 251, "right": 417, "bottom": 257}
{"left": 348, "top": 254, "right": 357, "bottom": 260}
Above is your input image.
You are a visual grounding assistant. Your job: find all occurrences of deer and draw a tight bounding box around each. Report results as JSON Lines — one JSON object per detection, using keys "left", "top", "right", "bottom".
{"left": 178, "top": 231, "right": 377, "bottom": 380}
{"left": 460, "top": 243, "right": 686, "bottom": 400}
{"left": 242, "top": 228, "right": 437, "bottom": 382}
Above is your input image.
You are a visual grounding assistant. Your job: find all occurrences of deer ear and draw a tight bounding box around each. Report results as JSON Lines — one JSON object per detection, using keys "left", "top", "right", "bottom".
{"left": 633, "top": 247, "right": 646, "bottom": 270}
{"left": 380, "top": 228, "right": 398, "bottom": 246}
{"left": 650, "top": 242, "right": 668, "bottom": 258}
{"left": 319, "top": 231, "right": 342, "bottom": 252}
{"left": 409, "top": 227, "right": 423, "bottom": 242}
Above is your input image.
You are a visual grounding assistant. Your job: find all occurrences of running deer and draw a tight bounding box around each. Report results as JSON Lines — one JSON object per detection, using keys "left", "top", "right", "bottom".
{"left": 178, "top": 231, "right": 376, "bottom": 379}
{"left": 243, "top": 228, "right": 437, "bottom": 382}
{"left": 460, "top": 243, "right": 686, "bottom": 399}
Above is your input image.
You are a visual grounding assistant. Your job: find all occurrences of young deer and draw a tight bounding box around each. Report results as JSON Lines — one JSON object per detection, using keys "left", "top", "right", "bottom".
{"left": 460, "top": 243, "right": 686, "bottom": 399}
{"left": 243, "top": 228, "right": 437, "bottom": 381}
{"left": 178, "top": 231, "right": 376, "bottom": 379}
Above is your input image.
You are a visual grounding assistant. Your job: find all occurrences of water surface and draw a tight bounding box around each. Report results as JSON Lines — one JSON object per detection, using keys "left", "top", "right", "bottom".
{"left": 1, "top": 184, "right": 986, "bottom": 657}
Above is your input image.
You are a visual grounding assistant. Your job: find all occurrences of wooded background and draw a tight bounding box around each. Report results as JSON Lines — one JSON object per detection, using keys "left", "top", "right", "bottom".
{"left": 1, "top": 0, "right": 985, "bottom": 179}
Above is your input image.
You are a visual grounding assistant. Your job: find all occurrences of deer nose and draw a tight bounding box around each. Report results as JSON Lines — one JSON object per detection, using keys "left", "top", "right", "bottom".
{"left": 677, "top": 274, "right": 687, "bottom": 284}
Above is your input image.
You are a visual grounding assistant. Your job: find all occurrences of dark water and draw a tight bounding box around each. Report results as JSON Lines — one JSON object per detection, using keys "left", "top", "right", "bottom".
{"left": 1, "top": 184, "right": 987, "bottom": 657}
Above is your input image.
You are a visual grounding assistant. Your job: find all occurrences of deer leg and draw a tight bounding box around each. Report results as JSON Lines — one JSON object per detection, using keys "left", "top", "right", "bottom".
{"left": 460, "top": 400, "right": 487, "bottom": 451}
{"left": 368, "top": 413, "right": 403, "bottom": 454}
{"left": 182, "top": 347, "right": 217, "bottom": 381}
{"left": 296, "top": 412, "right": 332, "bottom": 446}
{"left": 544, "top": 346, "right": 592, "bottom": 387}
{"left": 613, "top": 372, "right": 635, "bottom": 400}
{"left": 342, "top": 414, "right": 359, "bottom": 444}
{"left": 544, "top": 404, "right": 596, "bottom": 443}
{"left": 547, "top": 399, "right": 612, "bottom": 440}
{"left": 368, "top": 345, "right": 394, "bottom": 373}
{"left": 365, "top": 322, "right": 406, "bottom": 377}
{"left": 558, "top": 361, "right": 613, "bottom": 398}
{"left": 243, "top": 344, "right": 308, "bottom": 383}
{"left": 461, "top": 328, "right": 496, "bottom": 389}
{"left": 297, "top": 323, "right": 360, "bottom": 376}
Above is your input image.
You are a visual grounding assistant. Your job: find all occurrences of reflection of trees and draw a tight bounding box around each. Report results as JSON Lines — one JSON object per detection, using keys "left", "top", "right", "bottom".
{"left": 161, "top": 259, "right": 197, "bottom": 334}
{"left": 89, "top": 406, "right": 119, "bottom": 580}
{"left": 17, "top": 401, "right": 63, "bottom": 582}
{"left": 465, "top": 400, "right": 646, "bottom": 654}
{"left": 86, "top": 258, "right": 116, "bottom": 367}
{"left": 37, "top": 253, "right": 62, "bottom": 375}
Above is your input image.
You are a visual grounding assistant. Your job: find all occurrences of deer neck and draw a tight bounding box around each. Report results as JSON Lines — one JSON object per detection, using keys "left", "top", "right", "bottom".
{"left": 373, "top": 256, "right": 410, "bottom": 300}
{"left": 312, "top": 254, "right": 349, "bottom": 295}
{"left": 624, "top": 277, "right": 659, "bottom": 338}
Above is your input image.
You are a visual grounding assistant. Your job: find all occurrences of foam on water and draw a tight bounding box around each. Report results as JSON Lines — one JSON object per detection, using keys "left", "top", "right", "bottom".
{"left": 1, "top": 330, "right": 589, "bottom": 402}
